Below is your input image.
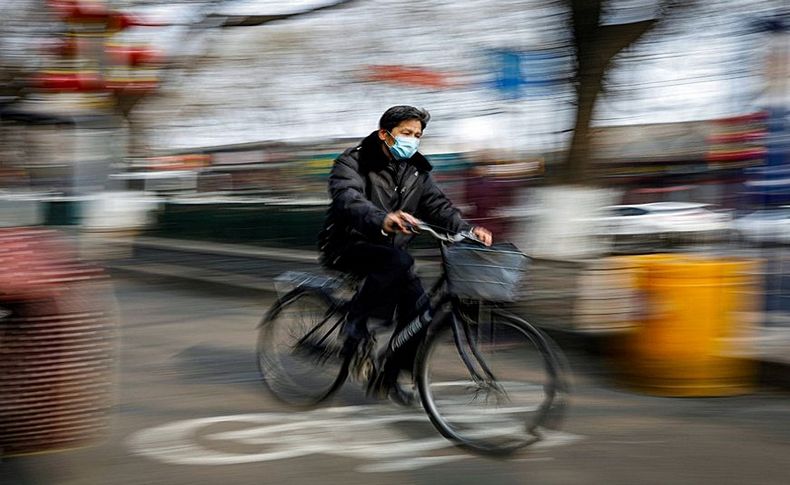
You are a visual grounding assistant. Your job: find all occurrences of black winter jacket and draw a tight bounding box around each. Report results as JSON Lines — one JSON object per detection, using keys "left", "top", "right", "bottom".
{"left": 319, "top": 131, "right": 471, "bottom": 268}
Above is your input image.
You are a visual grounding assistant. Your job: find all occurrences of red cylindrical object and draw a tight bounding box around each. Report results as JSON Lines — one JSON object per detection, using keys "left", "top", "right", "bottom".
{"left": 0, "top": 228, "right": 114, "bottom": 457}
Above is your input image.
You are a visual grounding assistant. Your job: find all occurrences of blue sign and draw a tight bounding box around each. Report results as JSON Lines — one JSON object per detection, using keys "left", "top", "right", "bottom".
{"left": 489, "top": 49, "right": 572, "bottom": 99}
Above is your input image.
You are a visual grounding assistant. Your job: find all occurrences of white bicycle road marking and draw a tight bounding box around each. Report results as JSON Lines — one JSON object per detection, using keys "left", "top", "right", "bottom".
{"left": 126, "top": 404, "right": 584, "bottom": 473}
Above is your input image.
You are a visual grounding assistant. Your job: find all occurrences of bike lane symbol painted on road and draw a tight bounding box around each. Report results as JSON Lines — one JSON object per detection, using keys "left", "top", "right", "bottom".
{"left": 126, "top": 405, "right": 584, "bottom": 473}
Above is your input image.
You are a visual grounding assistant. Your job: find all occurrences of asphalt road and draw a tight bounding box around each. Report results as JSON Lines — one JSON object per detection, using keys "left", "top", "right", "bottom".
{"left": 2, "top": 274, "right": 790, "bottom": 485}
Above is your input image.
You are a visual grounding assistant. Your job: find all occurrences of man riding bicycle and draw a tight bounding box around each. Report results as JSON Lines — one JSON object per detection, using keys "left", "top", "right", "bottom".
{"left": 318, "top": 105, "right": 492, "bottom": 404}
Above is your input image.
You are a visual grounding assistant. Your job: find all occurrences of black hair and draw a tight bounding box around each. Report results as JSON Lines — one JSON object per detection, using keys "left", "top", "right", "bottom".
{"left": 378, "top": 105, "right": 431, "bottom": 131}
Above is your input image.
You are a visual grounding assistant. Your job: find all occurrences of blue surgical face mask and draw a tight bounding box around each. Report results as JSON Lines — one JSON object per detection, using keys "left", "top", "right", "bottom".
{"left": 387, "top": 131, "right": 420, "bottom": 160}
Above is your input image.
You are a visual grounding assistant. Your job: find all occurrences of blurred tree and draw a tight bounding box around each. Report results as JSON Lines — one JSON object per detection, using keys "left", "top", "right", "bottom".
{"left": 1, "top": 0, "right": 360, "bottom": 157}
{"left": 120, "top": 0, "right": 359, "bottom": 156}
{"left": 561, "top": 0, "right": 693, "bottom": 184}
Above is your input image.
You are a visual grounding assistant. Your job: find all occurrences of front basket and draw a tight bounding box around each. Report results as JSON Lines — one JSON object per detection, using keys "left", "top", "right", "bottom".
{"left": 443, "top": 242, "right": 529, "bottom": 302}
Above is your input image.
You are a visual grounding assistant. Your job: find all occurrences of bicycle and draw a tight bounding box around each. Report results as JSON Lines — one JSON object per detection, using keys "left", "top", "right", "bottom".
{"left": 256, "top": 223, "right": 569, "bottom": 456}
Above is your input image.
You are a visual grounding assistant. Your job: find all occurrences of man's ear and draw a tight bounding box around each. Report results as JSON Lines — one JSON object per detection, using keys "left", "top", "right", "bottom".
{"left": 377, "top": 129, "right": 389, "bottom": 142}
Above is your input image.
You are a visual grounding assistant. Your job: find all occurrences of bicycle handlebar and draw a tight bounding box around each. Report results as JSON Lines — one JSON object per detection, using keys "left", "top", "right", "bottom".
{"left": 407, "top": 222, "right": 482, "bottom": 244}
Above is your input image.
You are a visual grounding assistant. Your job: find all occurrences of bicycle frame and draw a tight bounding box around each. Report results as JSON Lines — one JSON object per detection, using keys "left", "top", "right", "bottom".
{"left": 278, "top": 224, "right": 504, "bottom": 395}
{"left": 317, "top": 248, "right": 501, "bottom": 394}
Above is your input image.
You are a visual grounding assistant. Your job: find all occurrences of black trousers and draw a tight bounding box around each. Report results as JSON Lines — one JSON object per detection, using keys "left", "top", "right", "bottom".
{"left": 334, "top": 242, "right": 427, "bottom": 341}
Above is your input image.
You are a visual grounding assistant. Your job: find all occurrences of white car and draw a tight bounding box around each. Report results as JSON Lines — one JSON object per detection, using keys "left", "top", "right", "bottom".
{"left": 734, "top": 208, "right": 790, "bottom": 245}
{"left": 595, "top": 202, "right": 734, "bottom": 241}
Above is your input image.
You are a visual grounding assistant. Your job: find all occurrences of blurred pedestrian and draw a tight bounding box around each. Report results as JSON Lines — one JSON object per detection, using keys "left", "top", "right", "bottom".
{"left": 464, "top": 150, "right": 518, "bottom": 240}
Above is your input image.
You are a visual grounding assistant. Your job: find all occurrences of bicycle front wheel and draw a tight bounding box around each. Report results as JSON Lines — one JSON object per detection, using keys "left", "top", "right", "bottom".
{"left": 417, "top": 307, "right": 560, "bottom": 455}
{"left": 257, "top": 288, "right": 348, "bottom": 407}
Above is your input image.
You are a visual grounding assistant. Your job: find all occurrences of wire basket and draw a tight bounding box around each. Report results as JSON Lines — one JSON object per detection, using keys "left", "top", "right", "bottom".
{"left": 443, "top": 242, "right": 530, "bottom": 302}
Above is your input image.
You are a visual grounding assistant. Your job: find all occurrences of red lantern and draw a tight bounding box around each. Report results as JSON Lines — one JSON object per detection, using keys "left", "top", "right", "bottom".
{"left": 105, "top": 44, "right": 163, "bottom": 67}
{"left": 107, "top": 12, "right": 167, "bottom": 31}
{"left": 32, "top": 71, "right": 105, "bottom": 92}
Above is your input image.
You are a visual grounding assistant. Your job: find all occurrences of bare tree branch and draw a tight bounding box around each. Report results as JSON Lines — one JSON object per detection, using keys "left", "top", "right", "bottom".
{"left": 570, "top": 0, "right": 602, "bottom": 49}
{"left": 558, "top": 0, "right": 700, "bottom": 184}
{"left": 211, "top": 0, "right": 359, "bottom": 28}
{"left": 595, "top": 19, "right": 657, "bottom": 67}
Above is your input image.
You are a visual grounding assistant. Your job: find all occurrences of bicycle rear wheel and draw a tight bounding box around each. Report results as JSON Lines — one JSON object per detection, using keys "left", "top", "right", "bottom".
{"left": 417, "top": 307, "right": 560, "bottom": 455}
{"left": 257, "top": 288, "right": 348, "bottom": 407}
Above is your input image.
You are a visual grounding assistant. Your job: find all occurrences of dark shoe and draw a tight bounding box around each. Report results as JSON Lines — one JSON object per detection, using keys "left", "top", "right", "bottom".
{"left": 366, "top": 361, "right": 417, "bottom": 407}
{"left": 388, "top": 381, "right": 417, "bottom": 407}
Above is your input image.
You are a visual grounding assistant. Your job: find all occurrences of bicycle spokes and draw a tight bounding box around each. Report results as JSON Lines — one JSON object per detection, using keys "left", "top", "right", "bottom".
{"left": 451, "top": 307, "right": 504, "bottom": 391}
{"left": 419, "top": 310, "right": 561, "bottom": 454}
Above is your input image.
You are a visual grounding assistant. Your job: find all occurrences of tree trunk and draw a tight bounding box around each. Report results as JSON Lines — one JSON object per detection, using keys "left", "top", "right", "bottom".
{"left": 560, "top": 0, "right": 659, "bottom": 185}
{"left": 563, "top": 62, "right": 606, "bottom": 184}
{"left": 114, "top": 93, "right": 148, "bottom": 158}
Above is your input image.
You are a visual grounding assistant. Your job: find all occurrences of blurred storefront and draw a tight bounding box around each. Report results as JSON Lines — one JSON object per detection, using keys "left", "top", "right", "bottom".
{"left": 109, "top": 140, "right": 546, "bottom": 248}
{"left": 590, "top": 113, "right": 768, "bottom": 209}
{"left": 0, "top": 0, "right": 163, "bottom": 227}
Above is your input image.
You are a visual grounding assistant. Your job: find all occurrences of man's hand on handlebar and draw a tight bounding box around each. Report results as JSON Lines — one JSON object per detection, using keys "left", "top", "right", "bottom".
{"left": 472, "top": 226, "right": 493, "bottom": 246}
{"left": 383, "top": 213, "right": 493, "bottom": 246}
{"left": 383, "top": 210, "right": 421, "bottom": 234}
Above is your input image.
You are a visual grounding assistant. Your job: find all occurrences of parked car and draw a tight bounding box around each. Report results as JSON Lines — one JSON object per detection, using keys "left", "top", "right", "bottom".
{"left": 734, "top": 207, "right": 790, "bottom": 245}
{"left": 594, "top": 202, "right": 734, "bottom": 245}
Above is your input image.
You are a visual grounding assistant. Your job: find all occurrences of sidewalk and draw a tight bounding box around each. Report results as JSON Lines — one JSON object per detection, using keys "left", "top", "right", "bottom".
{"left": 88, "top": 234, "right": 441, "bottom": 292}
{"left": 85, "top": 232, "right": 790, "bottom": 390}
{"left": 98, "top": 235, "right": 322, "bottom": 292}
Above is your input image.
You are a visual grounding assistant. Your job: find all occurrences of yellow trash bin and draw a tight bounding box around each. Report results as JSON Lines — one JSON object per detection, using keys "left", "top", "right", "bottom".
{"left": 613, "top": 254, "right": 759, "bottom": 397}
